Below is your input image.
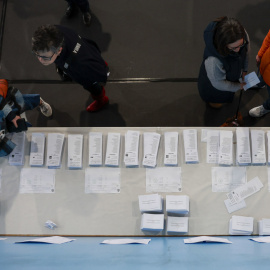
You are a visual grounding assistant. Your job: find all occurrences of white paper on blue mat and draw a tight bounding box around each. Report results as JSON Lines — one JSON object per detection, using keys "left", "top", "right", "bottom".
{"left": 184, "top": 236, "right": 232, "bottom": 244}
{"left": 101, "top": 239, "right": 151, "bottom": 245}
{"left": 15, "top": 236, "right": 75, "bottom": 244}
{"left": 249, "top": 236, "right": 270, "bottom": 243}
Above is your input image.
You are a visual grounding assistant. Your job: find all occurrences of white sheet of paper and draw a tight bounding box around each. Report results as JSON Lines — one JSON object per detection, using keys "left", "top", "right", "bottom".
{"left": 105, "top": 133, "right": 121, "bottom": 167}
{"left": 124, "top": 130, "right": 140, "bottom": 167}
{"left": 243, "top": 71, "right": 260, "bottom": 91}
{"left": 224, "top": 198, "right": 246, "bottom": 214}
{"left": 146, "top": 167, "right": 182, "bottom": 193}
{"left": 218, "top": 130, "right": 233, "bottom": 166}
{"left": 138, "top": 194, "right": 163, "bottom": 212}
{"left": 230, "top": 216, "right": 254, "bottom": 234}
{"left": 236, "top": 127, "right": 251, "bottom": 165}
{"left": 184, "top": 236, "right": 232, "bottom": 244}
{"left": 167, "top": 216, "right": 188, "bottom": 233}
{"left": 164, "top": 132, "right": 178, "bottom": 166}
{"left": 250, "top": 236, "right": 270, "bottom": 243}
{"left": 89, "top": 132, "right": 103, "bottom": 166}
{"left": 0, "top": 168, "right": 2, "bottom": 193}
{"left": 258, "top": 219, "right": 270, "bottom": 235}
{"left": 143, "top": 132, "right": 160, "bottom": 167}
{"left": 101, "top": 239, "right": 151, "bottom": 245}
{"left": 15, "top": 236, "right": 75, "bottom": 244}
{"left": 0, "top": 238, "right": 7, "bottom": 240}
{"left": 9, "top": 132, "right": 26, "bottom": 166}
{"left": 68, "top": 134, "right": 83, "bottom": 169}
{"left": 183, "top": 129, "right": 199, "bottom": 163}
{"left": 46, "top": 133, "right": 65, "bottom": 168}
{"left": 206, "top": 130, "right": 220, "bottom": 164}
{"left": 227, "top": 176, "right": 263, "bottom": 205}
{"left": 211, "top": 167, "right": 247, "bottom": 192}
{"left": 85, "top": 167, "right": 121, "bottom": 193}
{"left": 251, "top": 130, "right": 266, "bottom": 165}
{"left": 141, "top": 213, "right": 164, "bottom": 231}
{"left": 30, "top": 133, "right": 45, "bottom": 167}
{"left": 166, "top": 195, "right": 189, "bottom": 214}
{"left": 19, "top": 168, "right": 56, "bottom": 193}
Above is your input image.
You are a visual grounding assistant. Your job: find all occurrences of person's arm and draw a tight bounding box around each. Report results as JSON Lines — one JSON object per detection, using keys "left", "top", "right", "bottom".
{"left": 257, "top": 30, "right": 270, "bottom": 62}
{"left": 205, "top": 57, "right": 244, "bottom": 92}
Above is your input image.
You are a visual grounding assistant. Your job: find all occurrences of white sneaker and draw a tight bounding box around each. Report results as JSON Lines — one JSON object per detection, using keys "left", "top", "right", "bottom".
{"left": 249, "top": 105, "right": 270, "bottom": 118}
{"left": 39, "top": 98, "right": 52, "bottom": 117}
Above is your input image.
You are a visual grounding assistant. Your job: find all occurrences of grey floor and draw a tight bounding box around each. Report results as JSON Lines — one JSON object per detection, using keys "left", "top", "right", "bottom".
{"left": 1, "top": 0, "right": 270, "bottom": 127}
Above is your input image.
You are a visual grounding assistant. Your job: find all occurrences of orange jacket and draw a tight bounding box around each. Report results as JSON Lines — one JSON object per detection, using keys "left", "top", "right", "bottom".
{"left": 0, "top": 79, "right": 8, "bottom": 98}
{"left": 258, "top": 30, "right": 270, "bottom": 86}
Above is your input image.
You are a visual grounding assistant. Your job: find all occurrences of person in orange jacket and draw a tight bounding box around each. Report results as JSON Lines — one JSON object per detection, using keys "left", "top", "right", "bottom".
{"left": 249, "top": 30, "right": 270, "bottom": 117}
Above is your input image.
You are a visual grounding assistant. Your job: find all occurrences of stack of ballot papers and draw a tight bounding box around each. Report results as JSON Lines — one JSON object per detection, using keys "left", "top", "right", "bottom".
{"left": 167, "top": 216, "right": 188, "bottom": 233}
{"left": 88, "top": 132, "right": 102, "bottom": 166}
{"left": 164, "top": 132, "right": 178, "bottom": 166}
{"left": 236, "top": 128, "right": 251, "bottom": 166}
{"left": 206, "top": 130, "right": 220, "bottom": 164}
{"left": 105, "top": 133, "right": 121, "bottom": 167}
{"left": 141, "top": 213, "right": 164, "bottom": 231}
{"left": 166, "top": 195, "right": 189, "bottom": 214}
{"left": 8, "top": 132, "right": 26, "bottom": 166}
{"left": 143, "top": 132, "right": 160, "bottom": 167}
{"left": 258, "top": 219, "right": 270, "bottom": 235}
{"left": 29, "top": 133, "right": 45, "bottom": 167}
{"left": 251, "top": 130, "right": 266, "bottom": 165}
{"left": 46, "top": 133, "right": 65, "bottom": 169}
{"left": 124, "top": 130, "right": 140, "bottom": 167}
{"left": 138, "top": 194, "right": 163, "bottom": 213}
{"left": 218, "top": 130, "right": 233, "bottom": 166}
{"left": 183, "top": 129, "right": 199, "bottom": 164}
{"left": 229, "top": 215, "right": 254, "bottom": 235}
{"left": 68, "top": 134, "right": 83, "bottom": 169}
{"left": 184, "top": 236, "right": 232, "bottom": 244}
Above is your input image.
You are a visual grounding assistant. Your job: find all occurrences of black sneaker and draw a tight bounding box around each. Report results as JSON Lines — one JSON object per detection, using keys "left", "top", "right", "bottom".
{"left": 83, "top": 12, "right": 91, "bottom": 26}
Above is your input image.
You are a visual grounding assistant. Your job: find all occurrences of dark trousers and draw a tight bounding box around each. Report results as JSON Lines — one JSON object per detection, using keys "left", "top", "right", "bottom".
{"left": 65, "top": 0, "right": 90, "bottom": 13}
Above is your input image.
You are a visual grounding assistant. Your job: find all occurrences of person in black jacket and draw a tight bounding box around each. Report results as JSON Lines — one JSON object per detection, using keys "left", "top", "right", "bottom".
{"left": 32, "top": 24, "right": 109, "bottom": 112}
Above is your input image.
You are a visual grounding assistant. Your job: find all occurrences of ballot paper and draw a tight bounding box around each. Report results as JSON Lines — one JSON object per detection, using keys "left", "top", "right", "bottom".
{"left": 224, "top": 198, "right": 246, "bottom": 214}
{"left": 105, "top": 133, "right": 121, "bottom": 167}
{"left": 85, "top": 167, "right": 121, "bottom": 193}
{"left": 138, "top": 194, "right": 163, "bottom": 212}
{"left": 242, "top": 71, "right": 260, "bottom": 91}
{"left": 29, "top": 133, "right": 45, "bottom": 167}
{"left": 46, "top": 133, "right": 65, "bottom": 169}
{"left": 250, "top": 236, "right": 270, "bottom": 243}
{"left": 101, "top": 239, "right": 151, "bottom": 245}
{"left": 19, "top": 168, "right": 55, "bottom": 193}
{"left": 227, "top": 176, "right": 263, "bottom": 205}
{"left": 236, "top": 127, "right": 251, "bottom": 166}
{"left": 268, "top": 168, "right": 270, "bottom": 192}
{"left": 211, "top": 167, "right": 247, "bottom": 192}
{"left": 166, "top": 195, "right": 189, "bottom": 214}
{"left": 0, "top": 168, "right": 2, "bottom": 193}
{"left": 164, "top": 132, "right": 178, "bottom": 166}
{"left": 218, "top": 130, "right": 233, "bottom": 166}
{"left": 0, "top": 238, "right": 7, "bottom": 241}
{"left": 183, "top": 129, "right": 199, "bottom": 164}
{"left": 8, "top": 132, "right": 26, "bottom": 166}
{"left": 258, "top": 219, "right": 270, "bottom": 236}
{"left": 15, "top": 236, "right": 75, "bottom": 244}
{"left": 141, "top": 213, "right": 164, "bottom": 231}
{"left": 124, "top": 130, "right": 140, "bottom": 167}
{"left": 89, "top": 132, "right": 102, "bottom": 166}
{"left": 229, "top": 215, "right": 254, "bottom": 235}
{"left": 68, "top": 134, "right": 83, "bottom": 169}
{"left": 143, "top": 132, "right": 160, "bottom": 167}
{"left": 184, "top": 236, "right": 232, "bottom": 244}
{"left": 267, "top": 132, "right": 270, "bottom": 165}
{"left": 167, "top": 216, "right": 188, "bottom": 233}
{"left": 206, "top": 130, "right": 220, "bottom": 164}
{"left": 146, "top": 167, "right": 182, "bottom": 193}
{"left": 251, "top": 130, "right": 266, "bottom": 165}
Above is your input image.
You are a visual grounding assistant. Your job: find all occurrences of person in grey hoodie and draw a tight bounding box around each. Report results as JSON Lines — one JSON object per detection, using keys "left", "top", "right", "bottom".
{"left": 198, "top": 16, "right": 249, "bottom": 109}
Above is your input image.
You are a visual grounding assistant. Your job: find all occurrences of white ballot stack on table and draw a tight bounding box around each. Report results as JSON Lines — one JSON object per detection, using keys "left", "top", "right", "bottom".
{"left": 166, "top": 195, "right": 189, "bottom": 214}
{"left": 138, "top": 194, "right": 163, "bottom": 213}
{"left": 68, "top": 134, "right": 83, "bottom": 169}
{"left": 229, "top": 215, "right": 254, "bottom": 235}
{"left": 251, "top": 130, "right": 266, "bottom": 166}
{"left": 258, "top": 219, "right": 270, "bottom": 236}
{"left": 167, "top": 216, "right": 188, "bottom": 233}
{"left": 236, "top": 127, "right": 251, "bottom": 166}
{"left": 218, "top": 130, "right": 233, "bottom": 166}
{"left": 88, "top": 132, "right": 102, "bottom": 166}
{"left": 206, "top": 130, "right": 220, "bottom": 164}
{"left": 183, "top": 129, "right": 199, "bottom": 164}
{"left": 124, "top": 130, "right": 140, "bottom": 167}
{"left": 8, "top": 132, "right": 26, "bottom": 166}
{"left": 29, "top": 133, "right": 45, "bottom": 167}
{"left": 164, "top": 132, "right": 178, "bottom": 166}
{"left": 105, "top": 133, "right": 121, "bottom": 167}
{"left": 141, "top": 213, "right": 164, "bottom": 231}
{"left": 46, "top": 133, "right": 65, "bottom": 169}
{"left": 143, "top": 132, "right": 160, "bottom": 167}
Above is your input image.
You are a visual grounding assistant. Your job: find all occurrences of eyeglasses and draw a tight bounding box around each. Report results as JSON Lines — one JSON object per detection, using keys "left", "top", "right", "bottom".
{"left": 33, "top": 51, "right": 55, "bottom": 61}
{"left": 228, "top": 40, "right": 246, "bottom": 51}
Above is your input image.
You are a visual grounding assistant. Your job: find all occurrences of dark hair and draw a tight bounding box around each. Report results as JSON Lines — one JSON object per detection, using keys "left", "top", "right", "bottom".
{"left": 32, "top": 24, "right": 64, "bottom": 53}
{"left": 213, "top": 16, "right": 246, "bottom": 56}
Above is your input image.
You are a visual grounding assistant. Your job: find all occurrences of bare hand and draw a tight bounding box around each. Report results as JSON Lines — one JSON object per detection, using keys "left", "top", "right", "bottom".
{"left": 12, "top": 115, "right": 21, "bottom": 128}
{"left": 256, "top": 55, "right": 261, "bottom": 66}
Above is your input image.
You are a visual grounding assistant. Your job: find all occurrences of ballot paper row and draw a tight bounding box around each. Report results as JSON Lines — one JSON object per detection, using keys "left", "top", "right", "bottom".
{"left": 204, "top": 128, "right": 270, "bottom": 166}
